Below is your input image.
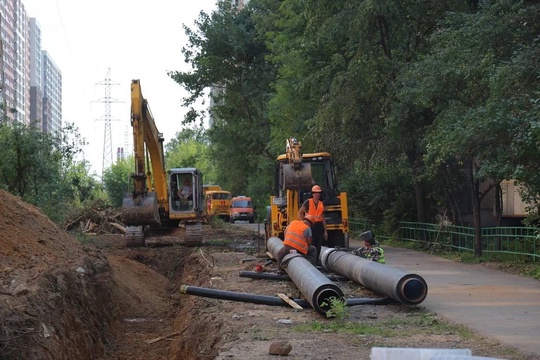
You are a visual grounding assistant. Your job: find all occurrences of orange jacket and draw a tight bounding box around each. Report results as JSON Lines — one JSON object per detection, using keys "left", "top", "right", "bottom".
{"left": 306, "top": 198, "right": 325, "bottom": 223}
{"left": 283, "top": 220, "right": 310, "bottom": 254}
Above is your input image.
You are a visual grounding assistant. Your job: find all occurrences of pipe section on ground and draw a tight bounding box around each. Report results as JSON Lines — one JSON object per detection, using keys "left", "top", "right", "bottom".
{"left": 180, "top": 284, "right": 310, "bottom": 307}
{"left": 320, "top": 247, "right": 428, "bottom": 305}
{"left": 239, "top": 270, "right": 348, "bottom": 282}
{"left": 180, "top": 285, "right": 391, "bottom": 308}
{"left": 267, "top": 237, "right": 344, "bottom": 316}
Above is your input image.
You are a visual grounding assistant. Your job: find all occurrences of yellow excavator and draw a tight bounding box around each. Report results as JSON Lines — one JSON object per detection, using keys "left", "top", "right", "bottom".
{"left": 265, "top": 137, "right": 349, "bottom": 248}
{"left": 121, "top": 79, "right": 205, "bottom": 246}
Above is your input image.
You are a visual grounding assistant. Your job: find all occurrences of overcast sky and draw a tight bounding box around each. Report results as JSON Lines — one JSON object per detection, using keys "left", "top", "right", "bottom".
{"left": 23, "top": 0, "right": 217, "bottom": 177}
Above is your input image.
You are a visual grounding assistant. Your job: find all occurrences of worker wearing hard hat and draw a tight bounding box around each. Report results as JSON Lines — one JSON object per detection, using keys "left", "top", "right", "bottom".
{"left": 276, "top": 215, "right": 318, "bottom": 271}
{"left": 351, "top": 230, "right": 385, "bottom": 264}
{"left": 298, "top": 185, "right": 327, "bottom": 264}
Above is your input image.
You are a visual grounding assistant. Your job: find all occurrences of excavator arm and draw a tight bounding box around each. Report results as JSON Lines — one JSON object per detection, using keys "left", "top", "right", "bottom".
{"left": 282, "top": 137, "right": 313, "bottom": 190}
{"left": 121, "top": 80, "right": 168, "bottom": 228}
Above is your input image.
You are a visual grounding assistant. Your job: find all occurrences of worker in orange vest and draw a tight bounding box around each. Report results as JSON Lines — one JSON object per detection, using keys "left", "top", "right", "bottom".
{"left": 276, "top": 215, "right": 318, "bottom": 271}
{"left": 298, "top": 185, "right": 327, "bottom": 264}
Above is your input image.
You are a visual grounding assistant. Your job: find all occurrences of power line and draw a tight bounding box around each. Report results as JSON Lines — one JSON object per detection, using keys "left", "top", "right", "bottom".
{"left": 93, "top": 68, "right": 122, "bottom": 177}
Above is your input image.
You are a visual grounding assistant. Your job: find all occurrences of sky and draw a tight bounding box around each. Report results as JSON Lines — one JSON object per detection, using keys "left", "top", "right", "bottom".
{"left": 23, "top": 0, "right": 217, "bottom": 177}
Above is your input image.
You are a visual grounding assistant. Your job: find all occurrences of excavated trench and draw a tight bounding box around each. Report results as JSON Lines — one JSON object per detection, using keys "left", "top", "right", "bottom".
{"left": 0, "top": 240, "right": 226, "bottom": 360}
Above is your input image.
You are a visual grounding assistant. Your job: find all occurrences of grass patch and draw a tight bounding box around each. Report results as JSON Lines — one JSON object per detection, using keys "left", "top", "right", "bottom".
{"left": 293, "top": 310, "right": 475, "bottom": 339}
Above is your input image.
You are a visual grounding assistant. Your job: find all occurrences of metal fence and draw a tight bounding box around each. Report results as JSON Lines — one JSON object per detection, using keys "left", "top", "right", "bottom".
{"left": 399, "top": 221, "right": 540, "bottom": 261}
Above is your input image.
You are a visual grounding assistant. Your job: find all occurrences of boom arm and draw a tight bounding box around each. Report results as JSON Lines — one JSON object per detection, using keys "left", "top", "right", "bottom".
{"left": 130, "top": 80, "right": 168, "bottom": 206}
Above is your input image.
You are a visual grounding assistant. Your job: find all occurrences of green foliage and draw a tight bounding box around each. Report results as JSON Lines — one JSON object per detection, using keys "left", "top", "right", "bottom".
{"left": 0, "top": 121, "right": 104, "bottom": 223}
{"left": 170, "top": 1, "right": 278, "bottom": 207}
{"left": 295, "top": 310, "right": 474, "bottom": 338}
{"left": 170, "top": 0, "right": 540, "bottom": 253}
{"left": 165, "top": 127, "right": 217, "bottom": 182}
{"left": 320, "top": 296, "right": 348, "bottom": 319}
{"left": 102, "top": 157, "right": 133, "bottom": 207}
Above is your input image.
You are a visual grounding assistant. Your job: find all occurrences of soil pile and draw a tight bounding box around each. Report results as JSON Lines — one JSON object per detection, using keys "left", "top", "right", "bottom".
{"left": 0, "top": 190, "right": 116, "bottom": 359}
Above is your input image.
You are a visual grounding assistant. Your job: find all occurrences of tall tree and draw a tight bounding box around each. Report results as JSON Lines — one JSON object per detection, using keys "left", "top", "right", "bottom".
{"left": 169, "top": 0, "right": 278, "bottom": 199}
{"left": 406, "top": 0, "right": 540, "bottom": 255}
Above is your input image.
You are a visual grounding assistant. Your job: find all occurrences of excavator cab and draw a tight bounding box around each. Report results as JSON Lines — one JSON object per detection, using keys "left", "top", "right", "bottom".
{"left": 168, "top": 168, "right": 204, "bottom": 217}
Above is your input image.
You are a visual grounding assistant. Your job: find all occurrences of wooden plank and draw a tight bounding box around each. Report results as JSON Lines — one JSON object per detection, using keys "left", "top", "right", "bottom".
{"left": 277, "top": 293, "right": 303, "bottom": 310}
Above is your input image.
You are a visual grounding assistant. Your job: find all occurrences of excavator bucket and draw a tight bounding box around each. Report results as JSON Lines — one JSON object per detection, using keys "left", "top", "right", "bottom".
{"left": 282, "top": 163, "right": 313, "bottom": 190}
{"left": 121, "top": 192, "right": 161, "bottom": 226}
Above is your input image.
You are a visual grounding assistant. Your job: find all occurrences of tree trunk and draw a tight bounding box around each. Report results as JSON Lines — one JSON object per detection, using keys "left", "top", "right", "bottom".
{"left": 414, "top": 181, "right": 427, "bottom": 223}
{"left": 468, "top": 159, "right": 482, "bottom": 257}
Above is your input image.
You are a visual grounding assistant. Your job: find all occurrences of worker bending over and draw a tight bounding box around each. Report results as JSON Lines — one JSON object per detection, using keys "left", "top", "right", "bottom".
{"left": 276, "top": 215, "right": 318, "bottom": 271}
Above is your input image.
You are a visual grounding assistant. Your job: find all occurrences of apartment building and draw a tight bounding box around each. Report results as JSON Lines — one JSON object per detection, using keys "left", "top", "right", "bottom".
{"left": 0, "top": 0, "right": 62, "bottom": 134}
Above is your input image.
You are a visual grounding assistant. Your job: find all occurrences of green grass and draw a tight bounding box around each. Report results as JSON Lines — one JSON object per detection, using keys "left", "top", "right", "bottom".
{"left": 293, "top": 310, "right": 475, "bottom": 339}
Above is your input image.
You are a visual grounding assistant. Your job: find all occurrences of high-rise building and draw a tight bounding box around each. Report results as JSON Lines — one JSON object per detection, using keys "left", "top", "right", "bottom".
{"left": 0, "top": 0, "right": 61, "bottom": 133}
{"left": 28, "top": 17, "right": 43, "bottom": 128}
{"left": 41, "top": 51, "right": 62, "bottom": 134}
{"left": 1, "top": 0, "right": 17, "bottom": 122}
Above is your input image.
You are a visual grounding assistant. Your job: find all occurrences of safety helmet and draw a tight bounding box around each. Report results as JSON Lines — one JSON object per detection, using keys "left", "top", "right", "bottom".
{"left": 360, "top": 230, "right": 375, "bottom": 245}
{"left": 303, "top": 215, "right": 316, "bottom": 226}
{"left": 311, "top": 185, "right": 322, "bottom": 193}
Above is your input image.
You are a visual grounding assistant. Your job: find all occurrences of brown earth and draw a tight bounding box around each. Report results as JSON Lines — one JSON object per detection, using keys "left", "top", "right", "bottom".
{"left": 0, "top": 189, "right": 535, "bottom": 360}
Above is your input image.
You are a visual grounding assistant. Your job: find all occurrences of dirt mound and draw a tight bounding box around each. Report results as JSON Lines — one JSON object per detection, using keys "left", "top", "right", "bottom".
{"left": 0, "top": 190, "right": 116, "bottom": 359}
{"left": 0, "top": 190, "right": 88, "bottom": 278}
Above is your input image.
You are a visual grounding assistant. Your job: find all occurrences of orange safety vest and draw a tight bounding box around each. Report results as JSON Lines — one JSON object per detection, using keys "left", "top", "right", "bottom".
{"left": 283, "top": 220, "right": 310, "bottom": 254}
{"left": 307, "top": 198, "right": 325, "bottom": 223}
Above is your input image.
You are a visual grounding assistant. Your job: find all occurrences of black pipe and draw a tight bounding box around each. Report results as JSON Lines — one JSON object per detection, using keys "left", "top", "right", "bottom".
{"left": 267, "top": 237, "right": 345, "bottom": 316}
{"left": 239, "top": 271, "right": 348, "bottom": 282}
{"left": 320, "top": 247, "right": 428, "bottom": 305}
{"left": 180, "top": 285, "right": 392, "bottom": 308}
{"left": 180, "top": 284, "right": 308, "bottom": 307}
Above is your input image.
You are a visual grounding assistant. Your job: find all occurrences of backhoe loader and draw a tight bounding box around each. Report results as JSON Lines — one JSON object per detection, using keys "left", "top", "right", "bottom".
{"left": 264, "top": 137, "right": 349, "bottom": 248}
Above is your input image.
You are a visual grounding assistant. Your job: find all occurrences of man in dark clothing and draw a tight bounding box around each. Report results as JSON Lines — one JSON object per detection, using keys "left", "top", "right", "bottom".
{"left": 351, "top": 230, "right": 385, "bottom": 264}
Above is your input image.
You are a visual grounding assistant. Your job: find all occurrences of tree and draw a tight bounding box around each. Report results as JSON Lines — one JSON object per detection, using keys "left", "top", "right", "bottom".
{"left": 102, "top": 157, "right": 133, "bottom": 208}
{"left": 165, "top": 127, "right": 217, "bottom": 183}
{"left": 0, "top": 121, "right": 102, "bottom": 223}
{"left": 170, "top": 0, "right": 278, "bottom": 199}
{"left": 406, "top": 0, "right": 540, "bottom": 256}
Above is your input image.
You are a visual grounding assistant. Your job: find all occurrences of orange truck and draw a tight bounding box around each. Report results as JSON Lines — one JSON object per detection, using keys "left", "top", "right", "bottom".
{"left": 229, "top": 196, "right": 255, "bottom": 223}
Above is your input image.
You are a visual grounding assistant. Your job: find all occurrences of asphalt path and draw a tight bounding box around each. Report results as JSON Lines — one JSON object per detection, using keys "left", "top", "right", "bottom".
{"left": 349, "top": 239, "right": 540, "bottom": 358}
{"left": 236, "top": 223, "right": 540, "bottom": 357}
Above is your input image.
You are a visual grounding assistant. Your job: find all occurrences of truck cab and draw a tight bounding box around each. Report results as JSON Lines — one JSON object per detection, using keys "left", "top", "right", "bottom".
{"left": 229, "top": 196, "right": 255, "bottom": 223}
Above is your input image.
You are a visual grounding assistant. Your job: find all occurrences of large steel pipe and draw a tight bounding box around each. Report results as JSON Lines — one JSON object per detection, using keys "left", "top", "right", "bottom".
{"left": 239, "top": 270, "right": 348, "bottom": 282}
{"left": 267, "top": 237, "right": 344, "bottom": 316}
{"left": 320, "top": 247, "right": 428, "bottom": 305}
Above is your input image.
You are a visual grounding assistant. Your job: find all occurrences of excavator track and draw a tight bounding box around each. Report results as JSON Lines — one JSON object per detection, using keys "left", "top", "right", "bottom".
{"left": 125, "top": 226, "right": 145, "bottom": 247}
{"left": 184, "top": 222, "right": 203, "bottom": 246}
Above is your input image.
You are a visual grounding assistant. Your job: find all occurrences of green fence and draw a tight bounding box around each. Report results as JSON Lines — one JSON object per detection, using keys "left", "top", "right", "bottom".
{"left": 399, "top": 221, "right": 540, "bottom": 261}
